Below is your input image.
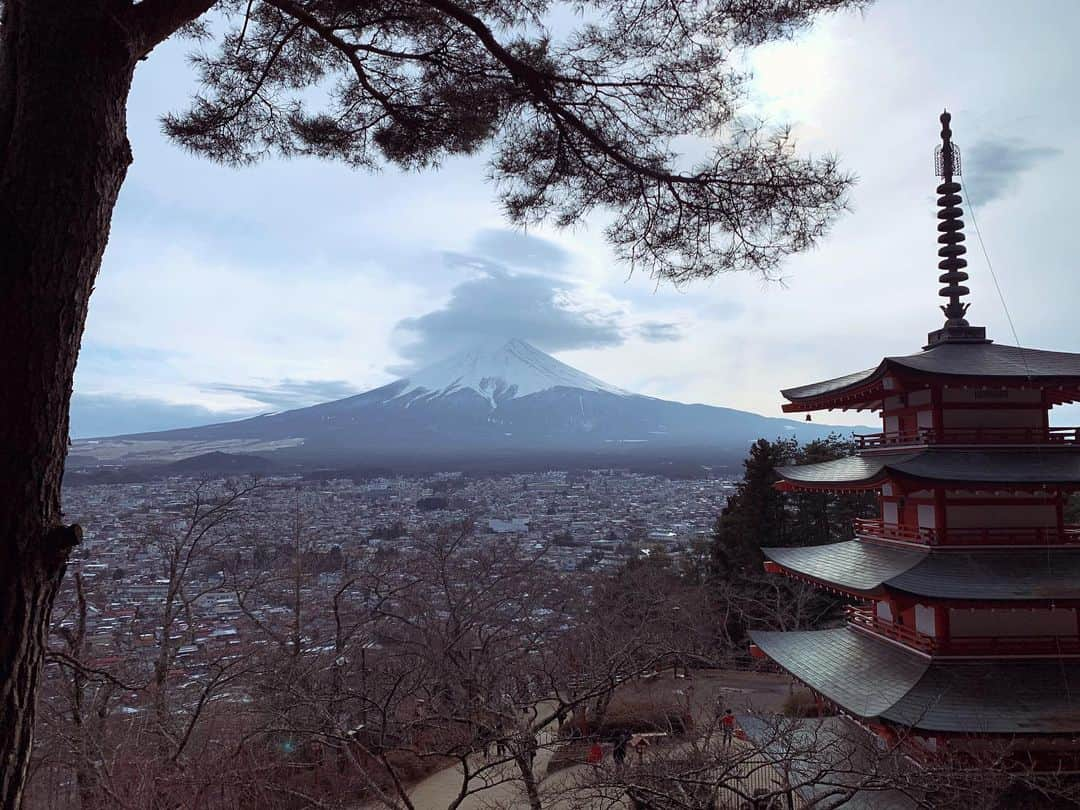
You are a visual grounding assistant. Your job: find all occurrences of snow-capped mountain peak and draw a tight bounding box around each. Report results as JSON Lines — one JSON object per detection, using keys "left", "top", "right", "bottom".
{"left": 397, "top": 338, "right": 630, "bottom": 405}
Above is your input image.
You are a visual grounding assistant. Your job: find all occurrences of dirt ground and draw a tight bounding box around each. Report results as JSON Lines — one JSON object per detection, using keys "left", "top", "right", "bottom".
{"left": 396, "top": 668, "right": 801, "bottom": 810}
{"left": 606, "top": 667, "right": 799, "bottom": 719}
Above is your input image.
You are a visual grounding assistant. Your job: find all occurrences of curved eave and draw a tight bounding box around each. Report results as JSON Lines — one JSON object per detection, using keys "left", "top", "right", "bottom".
{"left": 780, "top": 342, "right": 1080, "bottom": 413}
{"left": 774, "top": 453, "right": 908, "bottom": 491}
{"left": 751, "top": 628, "right": 1080, "bottom": 735}
{"left": 775, "top": 450, "right": 1080, "bottom": 493}
{"left": 764, "top": 540, "right": 1080, "bottom": 602}
{"left": 782, "top": 374, "right": 1080, "bottom": 413}
{"left": 763, "top": 541, "right": 921, "bottom": 597}
{"left": 774, "top": 479, "right": 885, "bottom": 493}
{"left": 781, "top": 365, "right": 887, "bottom": 413}
{"left": 750, "top": 628, "right": 927, "bottom": 721}
{"left": 766, "top": 563, "right": 886, "bottom": 598}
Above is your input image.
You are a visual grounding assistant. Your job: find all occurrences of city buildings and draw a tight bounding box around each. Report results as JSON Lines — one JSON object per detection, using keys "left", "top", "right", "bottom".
{"left": 53, "top": 468, "right": 730, "bottom": 706}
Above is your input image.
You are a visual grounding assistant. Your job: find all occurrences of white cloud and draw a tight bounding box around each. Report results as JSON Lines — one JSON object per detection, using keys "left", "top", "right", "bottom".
{"left": 77, "top": 0, "right": 1080, "bottom": 432}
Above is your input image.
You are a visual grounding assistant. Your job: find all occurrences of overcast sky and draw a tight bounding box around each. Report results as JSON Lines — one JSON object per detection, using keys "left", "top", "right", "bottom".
{"left": 72, "top": 0, "right": 1080, "bottom": 437}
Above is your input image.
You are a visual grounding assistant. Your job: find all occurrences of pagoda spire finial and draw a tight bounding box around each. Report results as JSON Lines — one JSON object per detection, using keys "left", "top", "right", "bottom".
{"left": 935, "top": 109, "right": 969, "bottom": 326}
{"left": 925, "top": 110, "right": 989, "bottom": 348}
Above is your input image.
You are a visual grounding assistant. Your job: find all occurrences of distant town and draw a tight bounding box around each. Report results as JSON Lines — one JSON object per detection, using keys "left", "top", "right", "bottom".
{"left": 52, "top": 470, "right": 735, "bottom": 697}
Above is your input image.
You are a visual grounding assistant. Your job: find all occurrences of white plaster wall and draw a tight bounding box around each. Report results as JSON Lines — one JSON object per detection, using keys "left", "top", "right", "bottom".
{"left": 876, "top": 601, "right": 893, "bottom": 621}
{"left": 917, "top": 505, "right": 936, "bottom": 529}
{"left": 915, "top": 604, "right": 936, "bottom": 636}
{"left": 882, "top": 502, "right": 899, "bottom": 525}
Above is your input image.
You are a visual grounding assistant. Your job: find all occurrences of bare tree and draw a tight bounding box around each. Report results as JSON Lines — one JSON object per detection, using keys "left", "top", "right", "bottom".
{"left": 140, "top": 480, "right": 260, "bottom": 747}
{"left": 0, "top": 0, "right": 864, "bottom": 797}
{"left": 34, "top": 572, "right": 141, "bottom": 809}
{"left": 213, "top": 517, "right": 718, "bottom": 810}
{"left": 32, "top": 483, "right": 1078, "bottom": 810}
{"left": 28, "top": 479, "right": 262, "bottom": 809}
{"left": 565, "top": 711, "right": 1080, "bottom": 810}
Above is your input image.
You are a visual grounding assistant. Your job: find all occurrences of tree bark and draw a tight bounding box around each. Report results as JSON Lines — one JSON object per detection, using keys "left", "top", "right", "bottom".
{"left": 0, "top": 3, "right": 137, "bottom": 807}
{"left": 515, "top": 749, "right": 543, "bottom": 810}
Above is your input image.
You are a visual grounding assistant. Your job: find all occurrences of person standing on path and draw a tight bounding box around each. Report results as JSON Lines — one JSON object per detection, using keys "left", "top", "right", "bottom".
{"left": 721, "top": 709, "right": 735, "bottom": 746}
{"left": 612, "top": 732, "right": 630, "bottom": 769}
{"left": 587, "top": 740, "right": 603, "bottom": 768}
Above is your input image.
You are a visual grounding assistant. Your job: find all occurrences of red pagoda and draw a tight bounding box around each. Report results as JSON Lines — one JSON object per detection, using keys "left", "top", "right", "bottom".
{"left": 750, "top": 112, "right": 1080, "bottom": 763}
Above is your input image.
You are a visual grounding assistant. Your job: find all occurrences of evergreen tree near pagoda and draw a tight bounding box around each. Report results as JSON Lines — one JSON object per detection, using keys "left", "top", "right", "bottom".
{"left": 0, "top": 1, "right": 862, "bottom": 804}
{"left": 710, "top": 435, "right": 875, "bottom": 649}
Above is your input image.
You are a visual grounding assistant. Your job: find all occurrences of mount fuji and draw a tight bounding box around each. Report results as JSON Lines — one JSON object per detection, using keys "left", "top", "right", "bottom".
{"left": 70, "top": 339, "right": 855, "bottom": 472}
{"left": 395, "top": 338, "right": 630, "bottom": 404}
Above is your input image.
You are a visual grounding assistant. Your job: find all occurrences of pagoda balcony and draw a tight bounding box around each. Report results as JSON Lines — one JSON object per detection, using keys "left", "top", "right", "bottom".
{"left": 846, "top": 606, "right": 1080, "bottom": 657}
{"left": 854, "top": 517, "right": 1080, "bottom": 547}
{"left": 846, "top": 605, "right": 936, "bottom": 651}
{"left": 853, "top": 518, "right": 933, "bottom": 545}
{"left": 854, "top": 426, "right": 1080, "bottom": 450}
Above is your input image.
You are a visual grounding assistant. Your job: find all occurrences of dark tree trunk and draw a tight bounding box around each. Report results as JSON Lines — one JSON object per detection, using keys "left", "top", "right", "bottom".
{"left": 515, "top": 750, "right": 543, "bottom": 810}
{"left": 0, "top": 3, "right": 137, "bottom": 807}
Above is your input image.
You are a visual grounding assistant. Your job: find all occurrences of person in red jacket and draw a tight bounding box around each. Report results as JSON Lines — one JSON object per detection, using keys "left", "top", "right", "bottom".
{"left": 587, "top": 740, "right": 604, "bottom": 767}
{"left": 721, "top": 708, "right": 736, "bottom": 746}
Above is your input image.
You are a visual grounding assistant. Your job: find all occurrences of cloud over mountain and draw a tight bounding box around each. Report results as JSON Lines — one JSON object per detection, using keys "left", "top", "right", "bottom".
{"left": 201, "top": 379, "right": 361, "bottom": 410}
{"left": 391, "top": 230, "right": 687, "bottom": 372}
{"left": 638, "top": 321, "right": 683, "bottom": 342}
{"left": 393, "top": 264, "right": 626, "bottom": 370}
{"left": 471, "top": 228, "right": 571, "bottom": 273}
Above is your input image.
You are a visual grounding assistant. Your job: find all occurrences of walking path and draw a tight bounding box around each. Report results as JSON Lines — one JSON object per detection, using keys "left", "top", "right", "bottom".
{"left": 378, "top": 670, "right": 796, "bottom": 810}
{"left": 404, "top": 701, "right": 569, "bottom": 810}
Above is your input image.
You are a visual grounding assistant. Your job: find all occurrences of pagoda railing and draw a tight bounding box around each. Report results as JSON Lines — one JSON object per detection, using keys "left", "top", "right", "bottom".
{"left": 846, "top": 606, "right": 935, "bottom": 651}
{"left": 854, "top": 518, "right": 932, "bottom": 544}
{"left": 855, "top": 518, "right": 1080, "bottom": 547}
{"left": 854, "top": 426, "right": 1079, "bottom": 449}
{"left": 846, "top": 607, "right": 1080, "bottom": 656}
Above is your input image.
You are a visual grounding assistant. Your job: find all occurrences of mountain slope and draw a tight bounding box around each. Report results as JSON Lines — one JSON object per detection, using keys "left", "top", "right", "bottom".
{"left": 71, "top": 339, "right": 860, "bottom": 467}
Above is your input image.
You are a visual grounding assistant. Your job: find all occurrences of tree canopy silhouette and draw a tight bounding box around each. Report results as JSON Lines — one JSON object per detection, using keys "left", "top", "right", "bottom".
{"left": 164, "top": 0, "right": 857, "bottom": 281}
{"left": 0, "top": 1, "right": 862, "bottom": 806}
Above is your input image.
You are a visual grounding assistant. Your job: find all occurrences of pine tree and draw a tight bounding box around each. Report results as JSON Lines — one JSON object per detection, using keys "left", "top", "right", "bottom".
{"left": 709, "top": 435, "right": 875, "bottom": 652}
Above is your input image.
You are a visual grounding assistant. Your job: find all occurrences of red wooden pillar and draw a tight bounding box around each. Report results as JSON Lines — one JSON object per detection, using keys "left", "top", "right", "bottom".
{"left": 933, "top": 487, "right": 946, "bottom": 546}
{"left": 934, "top": 604, "right": 950, "bottom": 645}
{"left": 1056, "top": 490, "right": 1066, "bottom": 536}
{"left": 931, "top": 384, "right": 944, "bottom": 441}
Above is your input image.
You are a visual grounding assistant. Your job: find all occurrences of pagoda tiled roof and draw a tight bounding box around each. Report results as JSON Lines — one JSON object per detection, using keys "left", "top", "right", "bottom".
{"left": 764, "top": 540, "right": 1080, "bottom": 600}
{"left": 782, "top": 341, "right": 1080, "bottom": 404}
{"left": 751, "top": 627, "right": 1080, "bottom": 734}
{"left": 781, "top": 367, "right": 879, "bottom": 401}
{"left": 776, "top": 449, "right": 1080, "bottom": 488}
